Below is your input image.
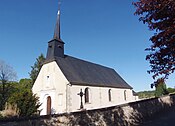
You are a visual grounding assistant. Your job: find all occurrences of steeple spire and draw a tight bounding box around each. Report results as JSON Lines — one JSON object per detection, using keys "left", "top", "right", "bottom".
{"left": 46, "top": 0, "right": 65, "bottom": 60}
{"left": 53, "top": 1, "right": 61, "bottom": 40}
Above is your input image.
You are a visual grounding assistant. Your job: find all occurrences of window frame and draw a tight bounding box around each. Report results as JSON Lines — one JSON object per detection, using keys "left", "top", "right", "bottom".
{"left": 84, "top": 88, "right": 90, "bottom": 103}
{"left": 124, "top": 90, "right": 127, "bottom": 101}
{"left": 108, "top": 89, "right": 112, "bottom": 102}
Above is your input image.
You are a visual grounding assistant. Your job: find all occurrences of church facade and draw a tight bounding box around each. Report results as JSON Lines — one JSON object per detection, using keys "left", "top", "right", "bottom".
{"left": 32, "top": 8, "right": 138, "bottom": 115}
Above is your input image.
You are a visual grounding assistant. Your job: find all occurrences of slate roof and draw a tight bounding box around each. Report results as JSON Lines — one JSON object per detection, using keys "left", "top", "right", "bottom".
{"left": 45, "top": 55, "right": 132, "bottom": 89}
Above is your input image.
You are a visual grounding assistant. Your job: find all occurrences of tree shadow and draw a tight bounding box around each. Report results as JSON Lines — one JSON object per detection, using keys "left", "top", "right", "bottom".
{"left": 67, "top": 95, "right": 175, "bottom": 126}
{"left": 128, "top": 94, "right": 175, "bottom": 125}
{"left": 1, "top": 95, "right": 175, "bottom": 126}
{"left": 67, "top": 106, "right": 129, "bottom": 126}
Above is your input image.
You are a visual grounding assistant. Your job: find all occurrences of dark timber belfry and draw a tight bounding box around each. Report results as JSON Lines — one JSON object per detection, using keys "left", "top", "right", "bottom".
{"left": 46, "top": 8, "right": 65, "bottom": 60}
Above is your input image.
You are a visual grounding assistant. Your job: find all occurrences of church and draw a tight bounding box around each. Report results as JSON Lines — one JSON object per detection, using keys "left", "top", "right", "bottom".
{"left": 32, "top": 7, "right": 138, "bottom": 115}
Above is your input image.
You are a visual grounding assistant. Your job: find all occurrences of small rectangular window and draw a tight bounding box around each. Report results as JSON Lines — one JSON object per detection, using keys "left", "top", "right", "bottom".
{"left": 108, "top": 89, "right": 112, "bottom": 102}
{"left": 46, "top": 76, "right": 50, "bottom": 86}
{"left": 58, "top": 94, "right": 63, "bottom": 106}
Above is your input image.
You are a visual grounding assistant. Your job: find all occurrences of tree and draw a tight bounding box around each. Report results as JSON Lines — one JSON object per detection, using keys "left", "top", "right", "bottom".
{"left": 154, "top": 78, "right": 168, "bottom": 97}
{"left": 29, "top": 54, "right": 45, "bottom": 85}
{"left": 137, "top": 90, "right": 155, "bottom": 99}
{"left": 133, "top": 0, "right": 175, "bottom": 81}
{"left": 0, "top": 78, "right": 41, "bottom": 117}
{"left": 19, "top": 78, "right": 32, "bottom": 89}
{"left": 7, "top": 79, "right": 41, "bottom": 117}
{"left": 167, "top": 87, "right": 175, "bottom": 94}
{"left": 0, "top": 60, "right": 17, "bottom": 110}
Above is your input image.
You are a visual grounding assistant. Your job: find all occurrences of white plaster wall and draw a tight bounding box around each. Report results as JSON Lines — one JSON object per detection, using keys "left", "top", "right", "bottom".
{"left": 39, "top": 90, "right": 56, "bottom": 115}
{"left": 68, "top": 85, "right": 136, "bottom": 112}
{"left": 32, "top": 61, "right": 69, "bottom": 115}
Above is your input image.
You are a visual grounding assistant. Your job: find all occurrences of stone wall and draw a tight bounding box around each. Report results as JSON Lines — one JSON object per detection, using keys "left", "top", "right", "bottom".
{"left": 1, "top": 94, "right": 175, "bottom": 126}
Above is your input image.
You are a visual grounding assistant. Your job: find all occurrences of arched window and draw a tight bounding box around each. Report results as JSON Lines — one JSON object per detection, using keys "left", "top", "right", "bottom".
{"left": 84, "top": 88, "right": 90, "bottom": 103}
{"left": 47, "top": 96, "right": 51, "bottom": 115}
{"left": 124, "top": 90, "right": 127, "bottom": 101}
{"left": 108, "top": 89, "right": 112, "bottom": 102}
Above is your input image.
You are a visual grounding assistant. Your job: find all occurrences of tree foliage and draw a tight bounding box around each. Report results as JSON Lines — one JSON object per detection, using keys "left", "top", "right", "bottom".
{"left": 0, "top": 78, "right": 40, "bottom": 117}
{"left": 8, "top": 90, "right": 40, "bottom": 117}
{"left": 167, "top": 87, "right": 175, "bottom": 94}
{"left": 154, "top": 78, "right": 168, "bottom": 97}
{"left": 29, "top": 54, "right": 45, "bottom": 85}
{"left": 0, "top": 82, "right": 17, "bottom": 111}
{"left": 137, "top": 90, "right": 155, "bottom": 99}
{"left": 133, "top": 0, "right": 175, "bottom": 80}
{"left": 19, "top": 78, "right": 32, "bottom": 89}
{"left": 0, "top": 60, "right": 17, "bottom": 110}
{"left": 7, "top": 79, "right": 40, "bottom": 117}
{"left": 0, "top": 58, "right": 41, "bottom": 117}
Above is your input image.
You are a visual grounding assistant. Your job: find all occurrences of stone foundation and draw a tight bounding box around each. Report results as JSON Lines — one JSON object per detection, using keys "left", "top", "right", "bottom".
{"left": 1, "top": 94, "right": 175, "bottom": 126}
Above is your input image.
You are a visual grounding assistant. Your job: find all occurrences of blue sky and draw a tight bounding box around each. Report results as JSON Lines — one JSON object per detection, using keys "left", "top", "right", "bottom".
{"left": 0, "top": 0, "right": 174, "bottom": 91}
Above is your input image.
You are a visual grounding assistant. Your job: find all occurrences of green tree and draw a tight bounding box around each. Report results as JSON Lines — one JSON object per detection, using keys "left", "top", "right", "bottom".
{"left": 133, "top": 0, "right": 175, "bottom": 81}
{"left": 137, "top": 90, "right": 155, "bottom": 99}
{"left": 0, "top": 60, "right": 17, "bottom": 110}
{"left": 155, "top": 78, "right": 168, "bottom": 97}
{"left": 29, "top": 54, "right": 45, "bottom": 85}
{"left": 167, "top": 87, "right": 175, "bottom": 94}
{"left": 8, "top": 79, "right": 41, "bottom": 117}
{"left": 19, "top": 78, "right": 32, "bottom": 89}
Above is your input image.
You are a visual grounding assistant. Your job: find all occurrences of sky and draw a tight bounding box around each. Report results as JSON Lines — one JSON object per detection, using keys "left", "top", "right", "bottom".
{"left": 0, "top": 0, "right": 174, "bottom": 91}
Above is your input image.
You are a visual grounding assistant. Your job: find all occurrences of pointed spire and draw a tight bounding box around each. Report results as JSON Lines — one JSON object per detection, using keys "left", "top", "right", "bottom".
{"left": 53, "top": 1, "right": 61, "bottom": 40}
{"left": 46, "top": 0, "right": 65, "bottom": 60}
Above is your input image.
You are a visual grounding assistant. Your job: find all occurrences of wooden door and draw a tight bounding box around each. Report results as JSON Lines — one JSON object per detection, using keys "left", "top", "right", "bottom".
{"left": 47, "top": 96, "right": 51, "bottom": 115}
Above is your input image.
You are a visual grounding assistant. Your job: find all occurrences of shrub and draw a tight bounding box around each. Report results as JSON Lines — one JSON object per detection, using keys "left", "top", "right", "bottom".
{"left": 8, "top": 89, "right": 40, "bottom": 117}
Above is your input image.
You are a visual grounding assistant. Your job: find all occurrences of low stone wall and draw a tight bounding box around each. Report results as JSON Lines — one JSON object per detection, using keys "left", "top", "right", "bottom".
{"left": 1, "top": 94, "right": 175, "bottom": 126}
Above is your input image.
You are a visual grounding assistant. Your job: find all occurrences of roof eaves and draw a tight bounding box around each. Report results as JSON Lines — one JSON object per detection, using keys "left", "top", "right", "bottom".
{"left": 70, "top": 81, "right": 133, "bottom": 89}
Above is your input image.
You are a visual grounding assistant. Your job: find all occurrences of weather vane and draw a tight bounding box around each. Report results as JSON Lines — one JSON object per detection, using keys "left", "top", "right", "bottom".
{"left": 58, "top": 0, "right": 61, "bottom": 11}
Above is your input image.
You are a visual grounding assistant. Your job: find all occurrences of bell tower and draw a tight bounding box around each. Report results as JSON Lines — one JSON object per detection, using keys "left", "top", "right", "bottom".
{"left": 46, "top": 2, "right": 65, "bottom": 60}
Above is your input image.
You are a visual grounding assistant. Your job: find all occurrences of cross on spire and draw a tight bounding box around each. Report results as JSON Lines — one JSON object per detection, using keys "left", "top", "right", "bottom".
{"left": 58, "top": 0, "right": 61, "bottom": 11}
{"left": 46, "top": 0, "right": 65, "bottom": 60}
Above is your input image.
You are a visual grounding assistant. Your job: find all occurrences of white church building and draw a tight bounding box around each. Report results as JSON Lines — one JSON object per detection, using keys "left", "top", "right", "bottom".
{"left": 32, "top": 7, "right": 138, "bottom": 115}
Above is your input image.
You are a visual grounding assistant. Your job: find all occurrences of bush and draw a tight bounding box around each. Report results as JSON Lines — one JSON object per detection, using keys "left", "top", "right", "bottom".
{"left": 0, "top": 79, "right": 40, "bottom": 117}
{"left": 8, "top": 89, "right": 40, "bottom": 117}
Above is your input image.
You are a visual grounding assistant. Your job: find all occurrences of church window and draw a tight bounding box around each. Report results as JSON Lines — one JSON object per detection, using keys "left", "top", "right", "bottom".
{"left": 124, "top": 90, "right": 127, "bottom": 101}
{"left": 108, "top": 89, "right": 112, "bottom": 102}
{"left": 84, "top": 88, "right": 90, "bottom": 103}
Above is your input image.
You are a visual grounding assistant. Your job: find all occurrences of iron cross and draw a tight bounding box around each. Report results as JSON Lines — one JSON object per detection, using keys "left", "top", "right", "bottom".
{"left": 77, "top": 89, "right": 84, "bottom": 109}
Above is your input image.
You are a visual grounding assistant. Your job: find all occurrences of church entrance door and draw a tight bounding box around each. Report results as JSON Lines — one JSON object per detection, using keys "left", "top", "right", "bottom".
{"left": 47, "top": 96, "right": 51, "bottom": 115}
